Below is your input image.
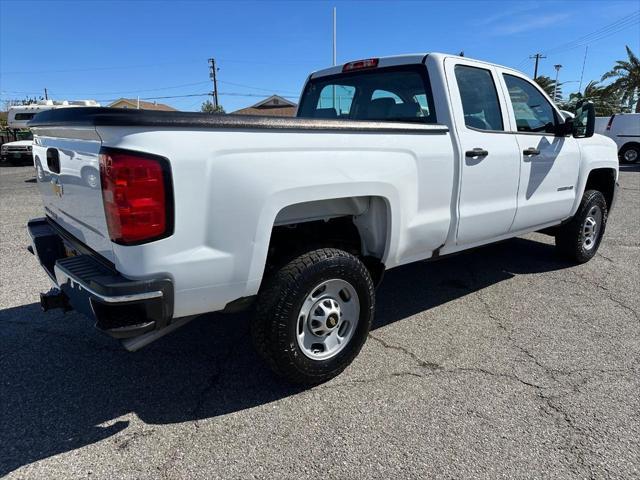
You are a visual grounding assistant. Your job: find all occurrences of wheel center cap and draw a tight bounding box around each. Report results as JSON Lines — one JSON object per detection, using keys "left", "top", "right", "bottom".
{"left": 327, "top": 314, "right": 339, "bottom": 328}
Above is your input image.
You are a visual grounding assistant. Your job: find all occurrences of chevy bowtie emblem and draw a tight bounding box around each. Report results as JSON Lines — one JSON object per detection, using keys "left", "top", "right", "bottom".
{"left": 51, "top": 180, "right": 63, "bottom": 198}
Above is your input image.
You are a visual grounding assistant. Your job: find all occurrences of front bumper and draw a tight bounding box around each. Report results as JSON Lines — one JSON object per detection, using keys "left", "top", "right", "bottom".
{"left": 27, "top": 217, "right": 174, "bottom": 338}
{"left": 1, "top": 152, "right": 33, "bottom": 163}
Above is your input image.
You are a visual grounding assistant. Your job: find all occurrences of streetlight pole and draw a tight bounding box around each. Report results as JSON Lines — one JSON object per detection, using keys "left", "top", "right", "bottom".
{"left": 553, "top": 64, "right": 562, "bottom": 102}
{"left": 332, "top": 7, "right": 337, "bottom": 110}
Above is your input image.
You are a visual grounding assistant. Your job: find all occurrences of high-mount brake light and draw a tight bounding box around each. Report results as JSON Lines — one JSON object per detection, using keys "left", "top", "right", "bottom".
{"left": 606, "top": 114, "right": 615, "bottom": 131}
{"left": 99, "top": 149, "right": 173, "bottom": 245}
{"left": 342, "top": 58, "right": 379, "bottom": 72}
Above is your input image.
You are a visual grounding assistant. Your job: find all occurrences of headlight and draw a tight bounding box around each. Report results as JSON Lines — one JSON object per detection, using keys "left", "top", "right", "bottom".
{"left": 1, "top": 146, "right": 7, "bottom": 153}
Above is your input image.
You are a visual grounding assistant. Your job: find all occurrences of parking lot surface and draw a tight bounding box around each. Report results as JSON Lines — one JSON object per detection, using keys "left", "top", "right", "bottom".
{"left": 1, "top": 164, "right": 638, "bottom": 479}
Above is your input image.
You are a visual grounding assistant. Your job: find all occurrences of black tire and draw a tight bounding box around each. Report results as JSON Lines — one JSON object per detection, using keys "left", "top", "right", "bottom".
{"left": 251, "top": 248, "right": 375, "bottom": 385}
{"left": 81, "top": 167, "right": 100, "bottom": 189}
{"left": 619, "top": 143, "right": 640, "bottom": 164}
{"left": 555, "top": 190, "right": 608, "bottom": 264}
{"left": 35, "top": 159, "right": 45, "bottom": 181}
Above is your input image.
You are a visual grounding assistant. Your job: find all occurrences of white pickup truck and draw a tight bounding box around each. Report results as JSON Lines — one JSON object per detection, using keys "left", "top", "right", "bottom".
{"left": 28, "top": 53, "right": 618, "bottom": 384}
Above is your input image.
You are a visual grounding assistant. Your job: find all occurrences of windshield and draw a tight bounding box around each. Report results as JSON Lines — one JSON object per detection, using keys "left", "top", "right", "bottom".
{"left": 297, "top": 65, "right": 437, "bottom": 123}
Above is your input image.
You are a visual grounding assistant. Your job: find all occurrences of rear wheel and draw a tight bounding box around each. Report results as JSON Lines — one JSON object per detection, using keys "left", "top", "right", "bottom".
{"left": 555, "top": 190, "right": 608, "bottom": 264}
{"left": 251, "top": 248, "right": 374, "bottom": 385}
{"left": 620, "top": 143, "right": 639, "bottom": 164}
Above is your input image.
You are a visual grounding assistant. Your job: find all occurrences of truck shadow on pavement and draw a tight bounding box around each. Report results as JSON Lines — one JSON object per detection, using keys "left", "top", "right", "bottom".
{"left": 0, "top": 237, "right": 574, "bottom": 475}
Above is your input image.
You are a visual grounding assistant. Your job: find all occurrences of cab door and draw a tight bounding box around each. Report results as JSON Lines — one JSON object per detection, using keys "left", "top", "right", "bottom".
{"left": 444, "top": 58, "right": 521, "bottom": 245}
{"left": 497, "top": 70, "right": 580, "bottom": 231}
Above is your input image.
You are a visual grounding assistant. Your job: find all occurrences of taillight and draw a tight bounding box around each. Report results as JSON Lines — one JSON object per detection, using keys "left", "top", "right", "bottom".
{"left": 99, "top": 148, "right": 173, "bottom": 245}
{"left": 606, "top": 114, "right": 615, "bottom": 131}
{"left": 342, "top": 58, "right": 379, "bottom": 72}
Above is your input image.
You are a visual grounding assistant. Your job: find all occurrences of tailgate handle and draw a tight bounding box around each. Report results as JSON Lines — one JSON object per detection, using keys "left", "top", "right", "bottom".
{"left": 46, "top": 148, "right": 60, "bottom": 174}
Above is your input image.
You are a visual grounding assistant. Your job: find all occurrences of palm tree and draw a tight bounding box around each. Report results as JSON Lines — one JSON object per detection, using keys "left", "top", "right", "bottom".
{"left": 565, "top": 81, "right": 620, "bottom": 116}
{"left": 534, "top": 76, "right": 562, "bottom": 102}
{"left": 601, "top": 45, "right": 640, "bottom": 113}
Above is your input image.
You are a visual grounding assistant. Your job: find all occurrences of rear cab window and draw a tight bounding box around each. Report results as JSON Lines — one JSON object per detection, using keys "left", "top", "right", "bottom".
{"left": 298, "top": 65, "right": 437, "bottom": 123}
{"left": 454, "top": 65, "right": 504, "bottom": 131}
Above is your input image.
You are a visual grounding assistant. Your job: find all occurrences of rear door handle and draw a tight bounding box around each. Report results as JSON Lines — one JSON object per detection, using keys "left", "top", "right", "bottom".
{"left": 523, "top": 148, "right": 540, "bottom": 156}
{"left": 465, "top": 148, "right": 489, "bottom": 158}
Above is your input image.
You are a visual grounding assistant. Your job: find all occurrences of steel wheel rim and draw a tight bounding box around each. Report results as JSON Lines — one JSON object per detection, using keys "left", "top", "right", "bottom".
{"left": 36, "top": 163, "right": 44, "bottom": 180}
{"left": 86, "top": 172, "right": 98, "bottom": 188}
{"left": 296, "top": 278, "right": 360, "bottom": 361}
{"left": 624, "top": 149, "right": 638, "bottom": 163}
{"left": 582, "top": 205, "right": 602, "bottom": 251}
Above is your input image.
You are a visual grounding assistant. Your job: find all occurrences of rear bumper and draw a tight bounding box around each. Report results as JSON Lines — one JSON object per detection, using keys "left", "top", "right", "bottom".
{"left": 27, "top": 217, "right": 174, "bottom": 338}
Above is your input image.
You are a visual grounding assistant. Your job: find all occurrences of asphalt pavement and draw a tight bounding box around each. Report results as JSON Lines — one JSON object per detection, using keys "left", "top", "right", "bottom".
{"left": 1, "top": 163, "right": 638, "bottom": 479}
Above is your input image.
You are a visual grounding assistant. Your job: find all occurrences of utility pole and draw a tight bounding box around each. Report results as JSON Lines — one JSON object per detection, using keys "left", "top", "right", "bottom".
{"left": 44, "top": 88, "right": 48, "bottom": 100}
{"left": 208, "top": 58, "right": 219, "bottom": 108}
{"left": 529, "top": 53, "right": 546, "bottom": 79}
{"left": 553, "top": 64, "right": 562, "bottom": 102}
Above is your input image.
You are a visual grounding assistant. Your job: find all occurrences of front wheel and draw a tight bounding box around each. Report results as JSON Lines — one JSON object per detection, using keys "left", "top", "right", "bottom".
{"left": 555, "top": 190, "right": 608, "bottom": 264}
{"left": 251, "top": 248, "right": 375, "bottom": 385}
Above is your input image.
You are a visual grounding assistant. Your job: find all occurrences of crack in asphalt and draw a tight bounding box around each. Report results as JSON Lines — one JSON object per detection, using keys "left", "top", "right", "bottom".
{"left": 553, "top": 273, "right": 640, "bottom": 322}
{"left": 366, "top": 325, "right": 604, "bottom": 479}
{"left": 596, "top": 251, "right": 615, "bottom": 263}
{"left": 188, "top": 327, "right": 248, "bottom": 424}
{"left": 368, "top": 333, "right": 441, "bottom": 371}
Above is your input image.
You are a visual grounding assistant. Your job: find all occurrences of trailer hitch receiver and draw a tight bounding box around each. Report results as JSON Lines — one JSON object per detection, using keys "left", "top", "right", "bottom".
{"left": 40, "top": 288, "right": 71, "bottom": 312}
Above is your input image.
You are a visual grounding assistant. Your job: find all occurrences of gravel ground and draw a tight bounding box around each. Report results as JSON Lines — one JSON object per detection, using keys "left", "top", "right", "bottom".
{"left": 1, "top": 164, "right": 639, "bottom": 479}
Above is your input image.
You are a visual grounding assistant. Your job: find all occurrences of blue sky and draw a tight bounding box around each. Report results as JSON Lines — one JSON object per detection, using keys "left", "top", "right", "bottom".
{"left": 1, "top": 0, "right": 638, "bottom": 112}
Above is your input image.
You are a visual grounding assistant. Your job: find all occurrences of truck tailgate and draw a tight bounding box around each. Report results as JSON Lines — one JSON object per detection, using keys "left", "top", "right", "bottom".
{"left": 33, "top": 130, "right": 115, "bottom": 263}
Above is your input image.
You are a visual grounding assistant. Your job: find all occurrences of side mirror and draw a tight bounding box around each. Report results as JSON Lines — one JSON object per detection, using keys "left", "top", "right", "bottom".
{"left": 573, "top": 101, "right": 595, "bottom": 138}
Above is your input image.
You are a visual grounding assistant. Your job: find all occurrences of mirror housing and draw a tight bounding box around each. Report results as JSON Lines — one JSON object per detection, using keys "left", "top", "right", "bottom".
{"left": 573, "top": 101, "right": 595, "bottom": 138}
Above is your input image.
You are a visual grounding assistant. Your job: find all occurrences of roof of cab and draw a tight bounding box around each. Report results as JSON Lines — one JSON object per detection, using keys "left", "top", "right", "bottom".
{"left": 309, "top": 52, "right": 519, "bottom": 79}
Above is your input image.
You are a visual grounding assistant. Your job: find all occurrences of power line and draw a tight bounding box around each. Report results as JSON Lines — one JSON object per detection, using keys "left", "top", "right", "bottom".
{"left": 0, "top": 59, "right": 203, "bottom": 75}
{"left": 1, "top": 56, "right": 325, "bottom": 76}
{"left": 542, "top": 12, "right": 640, "bottom": 56}
{"left": 217, "top": 79, "right": 299, "bottom": 95}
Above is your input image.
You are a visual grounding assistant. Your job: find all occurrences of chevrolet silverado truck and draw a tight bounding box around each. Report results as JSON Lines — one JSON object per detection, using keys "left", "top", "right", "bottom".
{"left": 27, "top": 53, "right": 618, "bottom": 384}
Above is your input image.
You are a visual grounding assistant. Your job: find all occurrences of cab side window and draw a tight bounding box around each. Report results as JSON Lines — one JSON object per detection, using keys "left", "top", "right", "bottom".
{"left": 454, "top": 65, "right": 504, "bottom": 131}
{"left": 503, "top": 74, "right": 558, "bottom": 133}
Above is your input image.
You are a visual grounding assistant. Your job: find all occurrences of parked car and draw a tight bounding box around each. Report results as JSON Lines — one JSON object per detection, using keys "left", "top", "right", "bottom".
{"left": 27, "top": 53, "right": 618, "bottom": 384}
{"left": 7, "top": 100, "right": 100, "bottom": 129}
{"left": 0, "top": 140, "right": 33, "bottom": 165}
{"left": 602, "top": 113, "right": 640, "bottom": 163}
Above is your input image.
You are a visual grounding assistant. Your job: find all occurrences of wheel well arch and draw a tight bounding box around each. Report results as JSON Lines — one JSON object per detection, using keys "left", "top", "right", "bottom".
{"left": 265, "top": 196, "right": 391, "bottom": 285}
{"left": 619, "top": 141, "right": 640, "bottom": 153}
{"left": 584, "top": 168, "right": 616, "bottom": 209}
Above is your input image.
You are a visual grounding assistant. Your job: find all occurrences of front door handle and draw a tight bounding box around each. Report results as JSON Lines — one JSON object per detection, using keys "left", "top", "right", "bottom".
{"left": 465, "top": 148, "right": 489, "bottom": 158}
{"left": 523, "top": 147, "right": 540, "bottom": 156}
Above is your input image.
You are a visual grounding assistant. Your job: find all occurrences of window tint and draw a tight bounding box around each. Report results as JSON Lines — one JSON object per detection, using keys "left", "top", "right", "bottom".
{"left": 14, "top": 113, "right": 36, "bottom": 121}
{"left": 317, "top": 84, "right": 355, "bottom": 117}
{"left": 454, "top": 65, "right": 503, "bottom": 131}
{"left": 503, "top": 74, "right": 557, "bottom": 133}
{"left": 299, "top": 66, "right": 437, "bottom": 123}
